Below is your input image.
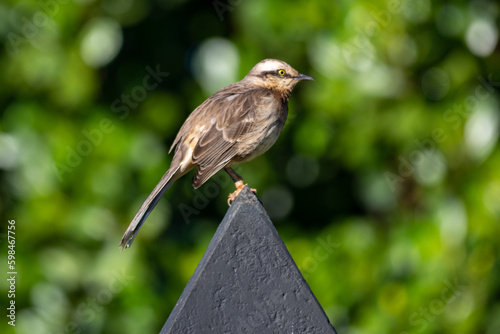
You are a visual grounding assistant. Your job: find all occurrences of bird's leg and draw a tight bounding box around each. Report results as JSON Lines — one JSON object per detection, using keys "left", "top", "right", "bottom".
{"left": 224, "top": 167, "right": 257, "bottom": 205}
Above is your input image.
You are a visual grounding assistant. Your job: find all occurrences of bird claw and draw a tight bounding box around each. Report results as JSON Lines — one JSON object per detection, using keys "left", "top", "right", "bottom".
{"left": 227, "top": 184, "right": 257, "bottom": 206}
{"left": 227, "top": 191, "right": 239, "bottom": 206}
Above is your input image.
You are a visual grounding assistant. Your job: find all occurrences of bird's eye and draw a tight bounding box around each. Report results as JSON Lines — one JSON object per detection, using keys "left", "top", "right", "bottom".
{"left": 278, "top": 69, "right": 286, "bottom": 76}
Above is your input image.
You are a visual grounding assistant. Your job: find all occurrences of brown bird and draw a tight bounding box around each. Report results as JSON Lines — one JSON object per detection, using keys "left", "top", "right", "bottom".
{"left": 120, "top": 59, "right": 313, "bottom": 249}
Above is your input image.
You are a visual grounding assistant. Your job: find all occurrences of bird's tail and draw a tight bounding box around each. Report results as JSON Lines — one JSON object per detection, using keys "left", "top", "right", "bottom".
{"left": 120, "top": 165, "right": 180, "bottom": 249}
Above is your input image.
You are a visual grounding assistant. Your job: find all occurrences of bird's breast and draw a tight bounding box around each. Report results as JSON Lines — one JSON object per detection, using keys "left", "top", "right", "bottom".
{"left": 254, "top": 120, "right": 283, "bottom": 152}
{"left": 233, "top": 104, "right": 287, "bottom": 163}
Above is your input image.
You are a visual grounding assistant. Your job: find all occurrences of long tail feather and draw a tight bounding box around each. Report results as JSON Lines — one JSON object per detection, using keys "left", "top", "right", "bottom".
{"left": 120, "top": 165, "right": 180, "bottom": 249}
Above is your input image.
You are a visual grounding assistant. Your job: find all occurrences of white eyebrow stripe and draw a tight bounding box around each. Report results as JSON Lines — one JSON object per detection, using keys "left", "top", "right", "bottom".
{"left": 254, "top": 60, "right": 285, "bottom": 72}
{"left": 225, "top": 94, "right": 240, "bottom": 101}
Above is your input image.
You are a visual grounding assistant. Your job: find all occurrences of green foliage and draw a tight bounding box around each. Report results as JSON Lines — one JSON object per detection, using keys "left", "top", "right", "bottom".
{"left": 1, "top": 0, "right": 499, "bottom": 333}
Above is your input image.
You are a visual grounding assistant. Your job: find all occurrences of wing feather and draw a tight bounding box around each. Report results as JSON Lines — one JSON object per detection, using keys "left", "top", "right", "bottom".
{"left": 189, "top": 89, "right": 270, "bottom": 188}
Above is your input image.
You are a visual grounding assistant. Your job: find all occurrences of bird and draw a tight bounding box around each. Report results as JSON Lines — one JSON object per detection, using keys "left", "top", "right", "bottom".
{"left": 120, "top": 58, "right": 314, "bottom": 249}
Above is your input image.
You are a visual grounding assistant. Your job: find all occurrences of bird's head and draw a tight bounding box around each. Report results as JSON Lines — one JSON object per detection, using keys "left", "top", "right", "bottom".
{"left": 244, "top": 59, "right": 314, "bottom": 99}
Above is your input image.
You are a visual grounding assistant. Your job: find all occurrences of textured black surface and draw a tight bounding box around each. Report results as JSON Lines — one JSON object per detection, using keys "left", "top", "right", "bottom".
{"left": 161, "top": 186, "right": 337, "bottom": 334}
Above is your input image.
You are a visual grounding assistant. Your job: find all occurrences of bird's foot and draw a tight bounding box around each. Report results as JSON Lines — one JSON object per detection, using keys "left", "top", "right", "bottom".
{"left": 227, "top": 181, "right": 257, "bottom": 205}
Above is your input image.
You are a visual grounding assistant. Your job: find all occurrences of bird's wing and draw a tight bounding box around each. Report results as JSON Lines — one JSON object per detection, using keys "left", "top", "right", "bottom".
{"left": 190, "top": 89, "right": 269, "bottom": 188}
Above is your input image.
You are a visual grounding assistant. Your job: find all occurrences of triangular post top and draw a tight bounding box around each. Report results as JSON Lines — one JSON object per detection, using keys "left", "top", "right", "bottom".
{"left": 161, "top": 186, "right": 337, "bottom": 333}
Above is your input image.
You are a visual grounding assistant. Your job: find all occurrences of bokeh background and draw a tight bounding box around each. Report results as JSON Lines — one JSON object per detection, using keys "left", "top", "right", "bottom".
{"left": 1, "top": 0, "right": 500, "bottom": 333}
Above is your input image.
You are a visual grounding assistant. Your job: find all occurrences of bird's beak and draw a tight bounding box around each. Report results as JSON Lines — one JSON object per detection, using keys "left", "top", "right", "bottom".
{"left": 295, "top": 73, "right": 314, "bottom": 81}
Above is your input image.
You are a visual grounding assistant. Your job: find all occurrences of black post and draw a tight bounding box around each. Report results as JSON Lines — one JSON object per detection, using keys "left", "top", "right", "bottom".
{"left": 161, "top": 186, "right": 337, "bottom": 333}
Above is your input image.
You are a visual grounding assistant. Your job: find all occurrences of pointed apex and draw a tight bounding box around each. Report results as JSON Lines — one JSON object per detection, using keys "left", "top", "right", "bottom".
{"left": 161, "top": 185, "right": 336, "bottom": 333}
{"left": 230, "top": 184, "right": 262, "bottom": 206}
